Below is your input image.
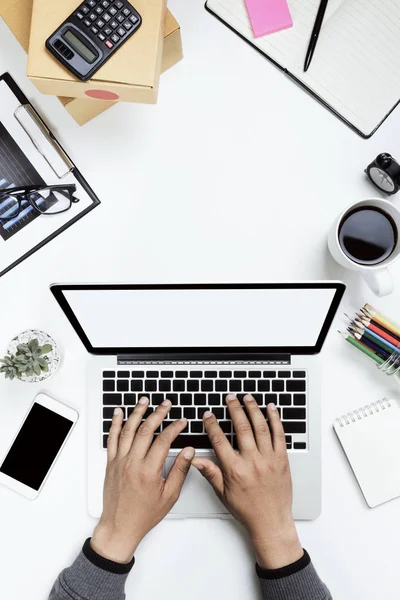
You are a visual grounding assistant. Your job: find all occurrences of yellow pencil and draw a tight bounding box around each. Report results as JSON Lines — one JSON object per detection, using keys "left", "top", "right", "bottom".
{"left": 363, "top": 304, "right": 400, "bottom": 338}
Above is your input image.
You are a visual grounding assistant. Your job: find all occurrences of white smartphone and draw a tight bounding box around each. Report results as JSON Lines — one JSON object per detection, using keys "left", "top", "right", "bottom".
{"left": 0, "top": 392, "right": 78, "bottom": 499}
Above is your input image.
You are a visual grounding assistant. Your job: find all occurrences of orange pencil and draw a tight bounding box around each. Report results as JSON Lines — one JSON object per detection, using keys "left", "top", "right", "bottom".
{"left": 358, "top": 316, "right": 400, "bottom": 348}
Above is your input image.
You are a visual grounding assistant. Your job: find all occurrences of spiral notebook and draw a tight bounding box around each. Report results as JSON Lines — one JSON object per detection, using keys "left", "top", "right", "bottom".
{"left": 205, "top": 0, "right": 400, "bottom": 138}
{"left": 334, "top": 399, "right": 400, "bottom": 508}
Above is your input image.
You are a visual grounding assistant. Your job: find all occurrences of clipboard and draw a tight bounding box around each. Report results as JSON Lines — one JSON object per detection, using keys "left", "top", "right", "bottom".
{"left": 0, "top": 72, "right": 100, "bottom": 277}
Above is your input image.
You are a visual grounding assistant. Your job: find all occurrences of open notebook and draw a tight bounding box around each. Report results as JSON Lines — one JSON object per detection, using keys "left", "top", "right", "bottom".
{"left": 334, "top": 398, "right": 400, "bottom": 508}
{"left": 205, "top": 0, "right": 400, "bottom": 137}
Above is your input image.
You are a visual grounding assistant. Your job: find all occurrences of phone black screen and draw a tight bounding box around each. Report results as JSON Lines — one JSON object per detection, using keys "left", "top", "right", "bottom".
{"left": 0, "top": 402, "right": 73, "bottom": 490}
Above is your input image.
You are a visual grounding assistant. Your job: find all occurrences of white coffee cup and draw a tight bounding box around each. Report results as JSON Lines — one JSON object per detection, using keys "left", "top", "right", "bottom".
{"left": 328, "top": 198, "right": 400, "bottom": 297}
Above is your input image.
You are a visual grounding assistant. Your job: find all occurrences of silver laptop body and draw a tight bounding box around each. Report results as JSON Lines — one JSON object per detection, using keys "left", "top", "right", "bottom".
{"left": 51, "top": 282, "right": 345, "bottom": 520}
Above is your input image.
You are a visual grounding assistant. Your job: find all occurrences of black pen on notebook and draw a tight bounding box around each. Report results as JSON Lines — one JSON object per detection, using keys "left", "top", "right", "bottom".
{"left": 303, "top": 0, "right": 329, "bottom": 72}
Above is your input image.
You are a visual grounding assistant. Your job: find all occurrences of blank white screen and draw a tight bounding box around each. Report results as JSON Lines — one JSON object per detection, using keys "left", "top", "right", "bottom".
{"left": 63, "top": 287, "right": 337, "bottom": 349}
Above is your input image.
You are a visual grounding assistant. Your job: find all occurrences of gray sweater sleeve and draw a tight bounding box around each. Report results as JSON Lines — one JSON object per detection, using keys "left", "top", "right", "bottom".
{"left": 256, "top": 550, "right": 332, "bottom": 600}
{"left": 48, "top": 541, "right": 331, "bottom": 600}
{"left": 48, "top": 540, "right": 133, "bottom": 600}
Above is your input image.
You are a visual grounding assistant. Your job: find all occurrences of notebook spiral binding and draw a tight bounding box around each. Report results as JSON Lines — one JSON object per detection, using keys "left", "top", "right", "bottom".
{"left": 335, "top": 398, "right": 392, "bottom": 428}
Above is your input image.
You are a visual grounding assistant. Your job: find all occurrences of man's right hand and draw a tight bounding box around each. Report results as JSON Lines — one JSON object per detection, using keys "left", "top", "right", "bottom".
{"left": 192, "top": 394, "right": 304, "bottom": 570}
{"left": 91, "top": 398, "right": 194, "bottom": 564}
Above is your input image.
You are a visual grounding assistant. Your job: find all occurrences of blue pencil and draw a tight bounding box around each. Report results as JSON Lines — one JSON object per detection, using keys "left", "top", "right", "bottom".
{"left": 358, "top": 326, "right": 399, "bottom": 353}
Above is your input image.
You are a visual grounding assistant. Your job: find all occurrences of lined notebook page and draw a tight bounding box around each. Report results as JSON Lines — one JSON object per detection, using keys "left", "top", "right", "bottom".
{"left": 291, "top": 0, "right": 400, "bottom": 134}
{"left": 334, "top": 399, "right": 400, "bottom": 508}
{"left": 207, "top": 0, "right": 345, "bottom": 66}
{"left": 207, "top": 0, "right": 400, "bottom": 135}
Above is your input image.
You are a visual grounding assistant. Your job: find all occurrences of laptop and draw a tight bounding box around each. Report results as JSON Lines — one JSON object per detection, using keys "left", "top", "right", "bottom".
{"left": 51, "top": 282, "right": 345, "bottom": 520}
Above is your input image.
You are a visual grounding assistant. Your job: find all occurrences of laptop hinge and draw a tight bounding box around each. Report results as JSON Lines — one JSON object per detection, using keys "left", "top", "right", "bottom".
{"left": 117, "top": 353, "right": 291, "bottom": 365}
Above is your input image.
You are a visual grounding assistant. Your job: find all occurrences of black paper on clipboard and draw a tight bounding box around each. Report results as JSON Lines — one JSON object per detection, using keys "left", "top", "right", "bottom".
{"left": 0, "top": 72, "right": 100, "bottom": 277}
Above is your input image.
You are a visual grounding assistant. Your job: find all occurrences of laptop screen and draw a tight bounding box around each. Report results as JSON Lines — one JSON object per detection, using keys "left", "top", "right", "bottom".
{"left": 51, "top": 283, "right": 345, "bottom": 356}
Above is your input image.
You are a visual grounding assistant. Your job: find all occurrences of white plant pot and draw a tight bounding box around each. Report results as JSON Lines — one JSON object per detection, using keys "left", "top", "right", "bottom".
{"left": 5, "top": 330, "right": 60, "bottom": 383}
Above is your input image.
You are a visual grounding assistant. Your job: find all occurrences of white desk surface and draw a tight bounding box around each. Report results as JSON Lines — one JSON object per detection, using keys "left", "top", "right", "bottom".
{"left": 1, "top": 1, "right": 400, "bottom": 598}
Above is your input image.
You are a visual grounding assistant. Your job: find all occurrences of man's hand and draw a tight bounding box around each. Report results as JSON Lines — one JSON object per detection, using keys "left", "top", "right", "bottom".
{"left": 91, "top": 397, "right": 194, "bottom": 564}
{"left": 192, "top": 394, "right": 303, "bottom": 570}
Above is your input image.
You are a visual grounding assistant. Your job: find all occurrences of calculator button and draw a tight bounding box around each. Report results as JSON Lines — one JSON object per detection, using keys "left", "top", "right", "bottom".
{"left": 116, "top": 14, "right": 125, "bottom": 23}
{"left": 115, "top": 0, "right": 123, "bottom": 7}
{"left": 110, "top": 19, "right": 119, "bottom": 29}
{"left": 89, "top": 12, "right": 97, "bottom": 21}
{"left": 76, "top": 11, "right": 84, "bottom": 19}
{"left": 129, "top": 14, "right": 138, "bottom": 23}
{"left": 96, "top": 19, "right": 105, "bottom": 28}
{"left": 117, "top": 26, "right": 126, "bottom": 36}
{"left": 109, "top": 6, "right": 118, "bottom": 15}
{"left": 81, "top": 6, "right": 90, "bottom": 14}
{"left": 101, "top": 0, "right": 110, "bottom": 7}
{"left": 104, "top": 26, "right": 112, "bottom": 36}
{"left": 122, "top": 7, "right": 131, "bottom": 16}
{"left": 105, "top": 39, "right": 113, "bottom": 48}
{"left": 98, "top": 32, "right": 106, "bottom": 41}
{"left": 123, "top": 20, "right": 132, "bottom": 30}
{"left": 103, "top": 12, "right": 111, "bottom": 22}
{"left": 91, "top": 26, "right": 99, "bottom": 34}
{"left": 83, "top": 18, "right": 91, "bottom": 26}
{"left": 88, "top": 0, "right": 96, "bottom": 7}
{"left": 110, "top": 33, "right": 119, "bottom": 43}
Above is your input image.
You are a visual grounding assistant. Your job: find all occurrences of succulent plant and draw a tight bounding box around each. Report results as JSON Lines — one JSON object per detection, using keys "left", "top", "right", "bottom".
{"left": 0, "top": 355, "right": 19, "bottom": 380}
{"left": 0, "top": 338, "right": 52, "bottom": 380}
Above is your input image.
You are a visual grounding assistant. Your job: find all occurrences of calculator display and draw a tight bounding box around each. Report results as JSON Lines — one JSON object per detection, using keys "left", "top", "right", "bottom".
{"left": 63, "top": 29, "right": 97, "bottom": 63}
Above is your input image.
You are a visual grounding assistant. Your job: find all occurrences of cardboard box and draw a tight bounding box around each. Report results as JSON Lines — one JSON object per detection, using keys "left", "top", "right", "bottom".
{"left": 0, "top": 0, "right": 183, "bottom": 124}
{"left": 28, "top": 0, "right": 166, "bottom": 103}
{"left": 58, "top": 11, "right": 183, "bottom": 125}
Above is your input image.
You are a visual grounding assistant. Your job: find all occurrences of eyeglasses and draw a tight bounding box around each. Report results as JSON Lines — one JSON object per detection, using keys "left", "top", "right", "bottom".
{"left": 0, "top": 185, "right": 80, "bottom": 221}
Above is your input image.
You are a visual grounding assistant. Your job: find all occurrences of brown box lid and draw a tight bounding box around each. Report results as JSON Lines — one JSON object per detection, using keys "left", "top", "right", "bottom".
{"left": 28, "top": 0, "right": 165, "bottom": 89}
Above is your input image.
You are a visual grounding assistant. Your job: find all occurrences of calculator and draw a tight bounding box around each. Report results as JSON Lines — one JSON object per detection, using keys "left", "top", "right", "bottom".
{"left": 46, "top": 0, "right": 142, "bottom": 82}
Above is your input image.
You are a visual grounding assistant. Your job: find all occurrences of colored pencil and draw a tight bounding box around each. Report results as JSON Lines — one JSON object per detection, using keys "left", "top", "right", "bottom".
{"left": 351, "top": 324, "right": 399, "bottom": 353}
{"left": 359, "top": 313, "right": 400, "bottom": 342}
{"left": 339, "top": 331, "right": 385, "bottom": 365}
{"left": 344, "top": 313, "right": 359, "bottom": 323}
{"left": 345, "top": 312, "right": 400, "bottom": 345}
{"left": 354, "top": 317, "right": 388, "bottom": 340}
{"left": 356, "top": 316, "right": 400, "bottom": 346}
{"left": 354, "top": 337, "right": 389, "bottom": 361}
{"left": 356, "top": 308, "right": 400, "bottom": 343}
{"left": 349, "top": 326, "right": 395, "bottom": 356}
{"left": 363, "top": 304, "right": 400, "bottom": 337}
{"left": 353, "top": 335, "right": 390, "bottom": 360}
{"left": 345, "top": 325, "right": 389, "bottom": 359}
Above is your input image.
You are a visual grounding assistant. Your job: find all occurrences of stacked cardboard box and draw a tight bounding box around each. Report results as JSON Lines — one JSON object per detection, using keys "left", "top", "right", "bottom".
{"left": 1, "top": 0, "right": 183, "bottom": 124}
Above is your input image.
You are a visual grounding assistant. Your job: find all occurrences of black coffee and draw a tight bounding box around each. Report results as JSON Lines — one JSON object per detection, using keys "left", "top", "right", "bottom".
{"left": 339, "top": 207, "right": 397, "bottom": 265}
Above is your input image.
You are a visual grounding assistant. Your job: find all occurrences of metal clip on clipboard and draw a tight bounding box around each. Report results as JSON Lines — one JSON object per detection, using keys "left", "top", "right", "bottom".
{"left": 14, "top": 104, "right": 74, "bottom": 179}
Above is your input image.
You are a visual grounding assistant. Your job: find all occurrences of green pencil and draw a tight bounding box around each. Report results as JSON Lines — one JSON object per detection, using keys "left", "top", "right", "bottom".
{"left": 349, "top": 326, "right": 393, "bottom": 355}
{"left": 339, "top": 331, "right": 385, "bottom": 365}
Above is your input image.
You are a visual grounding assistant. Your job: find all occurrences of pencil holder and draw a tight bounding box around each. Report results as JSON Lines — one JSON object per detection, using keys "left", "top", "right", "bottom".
{"left": 342, "top": 304, "right": 400, "bottom": 380}
{"left": 377, "top": 348, "right": 400, "bottom": 383}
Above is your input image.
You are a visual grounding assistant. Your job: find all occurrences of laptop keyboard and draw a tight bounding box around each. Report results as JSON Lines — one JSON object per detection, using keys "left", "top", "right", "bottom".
{"left": 102, "top": 369, "right": 308, "bottom": 451}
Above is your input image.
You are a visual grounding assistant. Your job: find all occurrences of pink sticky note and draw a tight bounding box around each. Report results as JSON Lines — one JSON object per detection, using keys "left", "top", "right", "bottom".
{"left": 244, "top": 0, "right": 293, "bottom": 38}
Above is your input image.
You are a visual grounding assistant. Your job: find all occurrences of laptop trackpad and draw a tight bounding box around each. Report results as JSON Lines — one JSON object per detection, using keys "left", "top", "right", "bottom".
{"left": 164, "top": 455, "right": 229, "bottom": 516}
